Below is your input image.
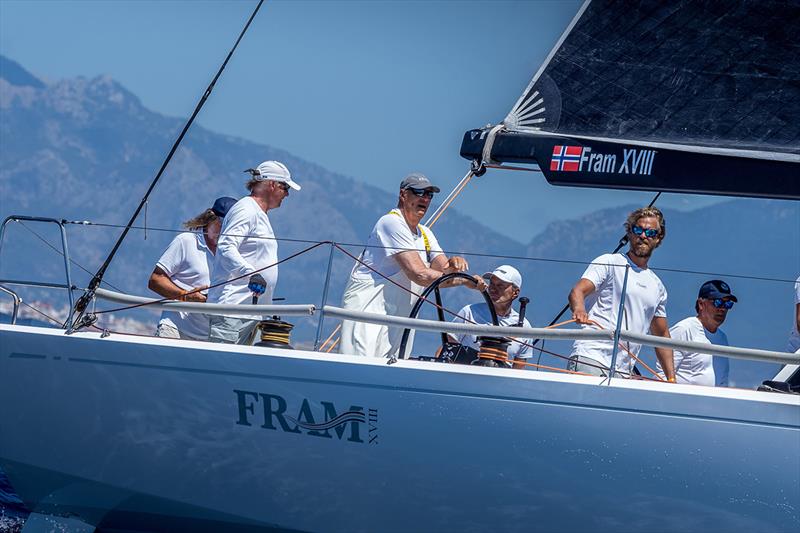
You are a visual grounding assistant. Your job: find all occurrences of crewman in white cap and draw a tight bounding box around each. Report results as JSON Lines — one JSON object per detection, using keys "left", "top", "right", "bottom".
{"left": 207, "top": 160, "right": 301, "bottom": 344}
{"left": 448, "top": 265, "right": 533, "bottom": 369}
{"left": 340, "top": 173, "right": 483, "bottom": 358}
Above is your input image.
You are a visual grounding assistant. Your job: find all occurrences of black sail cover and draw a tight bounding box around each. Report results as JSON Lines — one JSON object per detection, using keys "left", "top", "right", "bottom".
{"left": 460, "top": 0, "right": 800, "bottom": 199}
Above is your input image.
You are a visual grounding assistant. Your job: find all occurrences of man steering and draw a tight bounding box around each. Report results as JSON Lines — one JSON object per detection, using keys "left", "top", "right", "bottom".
{"left": 448, "top": 265, "right": 533, "bottom": 369}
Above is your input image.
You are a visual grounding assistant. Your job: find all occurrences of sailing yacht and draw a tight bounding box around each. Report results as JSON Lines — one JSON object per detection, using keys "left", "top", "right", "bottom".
{"left": 1, "top": 1, "right": 798, "bottom": 531}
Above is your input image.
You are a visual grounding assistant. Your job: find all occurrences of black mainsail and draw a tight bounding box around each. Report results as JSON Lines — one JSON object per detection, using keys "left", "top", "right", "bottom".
{"left": 460, "top": 0, "right": 800, "bottom": 199}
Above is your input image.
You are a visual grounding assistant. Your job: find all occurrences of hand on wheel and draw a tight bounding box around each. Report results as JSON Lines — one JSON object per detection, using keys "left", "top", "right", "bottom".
{"left": 472, "top": 275, "right": 487, "bottom": 292}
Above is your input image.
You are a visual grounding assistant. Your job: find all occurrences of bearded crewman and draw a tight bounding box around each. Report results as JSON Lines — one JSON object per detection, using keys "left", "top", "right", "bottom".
{"left": 567, "top": 206, "right": 676, "bottom": 381}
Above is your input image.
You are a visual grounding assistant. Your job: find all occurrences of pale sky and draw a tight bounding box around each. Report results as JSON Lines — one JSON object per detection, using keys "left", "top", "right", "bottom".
{"left": 0, "top": 0, "right": 723, "bottom": 243}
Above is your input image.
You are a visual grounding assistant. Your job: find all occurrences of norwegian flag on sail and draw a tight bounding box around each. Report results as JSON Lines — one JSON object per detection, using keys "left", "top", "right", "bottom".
{"left": 550, "top": 145, "right": 583, "bottom": 171}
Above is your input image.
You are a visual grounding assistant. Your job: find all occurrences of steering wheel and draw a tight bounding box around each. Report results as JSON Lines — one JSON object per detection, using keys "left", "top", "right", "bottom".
{"left": 397, "top": 272, "right": 499, "bottom": 360}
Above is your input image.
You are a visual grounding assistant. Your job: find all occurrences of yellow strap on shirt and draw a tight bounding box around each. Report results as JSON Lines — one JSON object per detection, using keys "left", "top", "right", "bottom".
{"left": 389, "top": 209, "right": 431, "bottom": 260}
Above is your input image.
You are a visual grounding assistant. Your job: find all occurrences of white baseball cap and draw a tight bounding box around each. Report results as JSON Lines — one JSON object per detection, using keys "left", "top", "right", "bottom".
{"left": 253, "top": 160, "right": 301, "bottom": 191}
{"left": 482, "top": 265, "right": 522, "bottom": 290}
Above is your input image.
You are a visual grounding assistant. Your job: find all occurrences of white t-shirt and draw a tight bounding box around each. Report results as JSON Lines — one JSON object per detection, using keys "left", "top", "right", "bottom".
{"left": 208, "top": 196, "right": 277, "bottom": 319}
{"left": 352, "top": 209, "right": 443, "bottom": 282}
{"left": 657, "top": 316, "right": 729, "bottom": 386}
{"left": 788, "top": 275, "right": 800, "bottom": 353}
{"left": 155, "top": 232, "right": 213, "bottom": 340}
{"left": 571, "top": 252, "right": 668, "bottom": 373}
{"left": 451, "top": 302, "right": 533, "bottom": 360}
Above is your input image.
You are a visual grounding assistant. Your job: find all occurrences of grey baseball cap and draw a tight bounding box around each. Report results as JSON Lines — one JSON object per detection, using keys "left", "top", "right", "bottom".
{"left": 400, "top": 172, "right": 440, "bottom": 192}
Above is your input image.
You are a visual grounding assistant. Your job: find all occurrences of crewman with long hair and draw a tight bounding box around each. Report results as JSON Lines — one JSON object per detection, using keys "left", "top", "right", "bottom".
{"left": 149, "top": 196, "right": 236, "bottom": 340}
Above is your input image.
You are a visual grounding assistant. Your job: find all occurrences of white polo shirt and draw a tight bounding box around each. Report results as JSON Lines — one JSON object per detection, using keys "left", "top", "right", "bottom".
{"left": 155, "top": 232, "right": 213, "bottom": 340}
{"left": 208, "top": 196, "right": 278, "bottom": 320}
{"left": 657, "top": 316, "right": 729, "bottom": 386}
{"left": 571, "top": 252, "right": 668, "bottom": 373}
{"left": 352, "top": 209, "right": 443, "bottom": 282}
{"left": 788, "top": 275, "right": 800, "bottom": 353}
{"left": 451, "top": 302, "right": 533, "bottom": 360}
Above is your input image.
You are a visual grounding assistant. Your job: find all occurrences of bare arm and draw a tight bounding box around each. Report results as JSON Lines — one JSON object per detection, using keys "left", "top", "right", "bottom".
{"left": 432, "top": 255, "right": 486, "bottom": 290}
{"left": 394, "top": 251, "right": 446, "bottom": 287}
{"left": 650, "top": 316, "right": 675, "bottom": 381}
{"left": 568, "top": 278, "right": 596, "bottom": 324}
{"left": 429, "top": 254, "right": 450, "bottom": 273}
{"left": 395, "top": 252, "right": 484, "bottom": 290}
{"left": 148, "top": 267, "right": 206, "bottom": 302}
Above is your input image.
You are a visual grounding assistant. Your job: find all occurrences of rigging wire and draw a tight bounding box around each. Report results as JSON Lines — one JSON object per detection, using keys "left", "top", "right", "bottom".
{"left": 70, "top": 0, "right": 265, "bottom": 327}
{"left": 424, "top": 169, "right": 475, "bottom": 227}
{"left": 38, "top": 227, "right": 653, "bottom": 380}
{"left": 18, "top": 300, "right": 64, "bottom": 327}
{"left": 330, "top": 242, "right": 654, "bottom": 378}
{"left": 16, "top": 221, "right": 125, "bottom": 293}
{"left": 57, "top": 221, "right": 797, "bottom": 284}
{"left": 94, "top": 240, "right": 327, "bottom": 315}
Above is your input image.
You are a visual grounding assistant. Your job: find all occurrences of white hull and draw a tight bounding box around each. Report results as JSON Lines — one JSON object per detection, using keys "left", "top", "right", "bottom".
{"left": 1, "top": 324, "right": 798, "bottom": 532}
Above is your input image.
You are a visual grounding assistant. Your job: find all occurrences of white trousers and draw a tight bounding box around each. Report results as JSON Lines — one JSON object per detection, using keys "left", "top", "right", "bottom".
{"left": 339, "top": 271, "right": 420, "bottom": 358}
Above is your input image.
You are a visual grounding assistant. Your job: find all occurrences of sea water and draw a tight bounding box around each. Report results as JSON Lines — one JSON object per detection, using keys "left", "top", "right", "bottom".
{"left": 0, "top": 467, "right": 27, "bottom": 531}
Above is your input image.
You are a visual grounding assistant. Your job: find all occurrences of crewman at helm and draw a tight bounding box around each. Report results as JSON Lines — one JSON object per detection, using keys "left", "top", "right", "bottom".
{"left": 447, "top": 265, "right": 533, "bottom": 369}
{"left": 339, "top": 173, "right": 485, "bottom": 359}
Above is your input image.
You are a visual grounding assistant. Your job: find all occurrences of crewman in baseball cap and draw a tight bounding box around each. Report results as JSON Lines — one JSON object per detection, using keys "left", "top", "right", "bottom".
{"left": 207, "top": 160, "right": 301, "bottom": 344}
{"left": 657, "top": 279, "right": 737, "bottom": 386}
{"left": 448, "top": 265, "right": 533, "bottom": 369}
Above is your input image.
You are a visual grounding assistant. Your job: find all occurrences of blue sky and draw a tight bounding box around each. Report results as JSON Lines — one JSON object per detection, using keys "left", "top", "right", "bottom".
{"left": 0, "top": 0, "right": 724, "bottom": 242}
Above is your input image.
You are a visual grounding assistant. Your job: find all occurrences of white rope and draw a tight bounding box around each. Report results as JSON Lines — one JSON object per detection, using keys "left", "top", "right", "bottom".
{"left": 422, "top": 168, "right": 474, "bottom": 227}
{"left": 481, "top": 123, "right": 506, "bottom": 165}
{"left": 95, "top": 288, "right": 316, "bottom": 316}
{"left": 322, "top": 305, "right": 800, "bottom": 365}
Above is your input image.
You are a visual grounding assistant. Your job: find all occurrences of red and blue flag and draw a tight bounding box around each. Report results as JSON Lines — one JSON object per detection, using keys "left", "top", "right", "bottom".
{"left": 550, "top": 145, "right": 582, "bottom": 171}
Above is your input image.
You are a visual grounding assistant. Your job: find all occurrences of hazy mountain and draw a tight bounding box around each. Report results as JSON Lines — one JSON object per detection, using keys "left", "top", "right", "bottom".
{"left": 1, "top": 55, "right": 798, "bottom": 389}
{"left": 0, "top": 54, "right": 520, "bottom": 322}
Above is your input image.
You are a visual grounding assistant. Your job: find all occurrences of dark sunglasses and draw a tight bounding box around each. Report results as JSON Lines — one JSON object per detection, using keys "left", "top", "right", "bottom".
{"left": 631, "top": 225, "right": 660, "bottom": 238}
{"left": 406, "top": 187, "right": 435, "bottom": 199}
{"left": 276, "top": 182, "right": 289, "bottom": 192}
{"left": 710, "top": 298, "right": 734, "bottom": 309}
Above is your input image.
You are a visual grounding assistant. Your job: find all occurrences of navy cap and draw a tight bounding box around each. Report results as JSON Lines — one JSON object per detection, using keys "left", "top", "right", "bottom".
{"left": 400, "top": 173, "right": 441, "bottom": 193}
{"left": 698, "top": 279, "right": 738, "bottom": 302}
{"left": 211, "top": 197, "right": 237, "bottom": 218}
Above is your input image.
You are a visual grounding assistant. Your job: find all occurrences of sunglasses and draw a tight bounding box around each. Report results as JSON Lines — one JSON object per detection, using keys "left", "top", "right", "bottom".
{"left": 406, "top": 187, "right": 435, "bottom": 199}
{"left": 709, "top": 298, "right": 734, "bottom": 309}
{"left": 275, "top": 182, "right": 289, "bottom": 192}
{"left": 631, "top": 225, "right": 660, "bottom": 238}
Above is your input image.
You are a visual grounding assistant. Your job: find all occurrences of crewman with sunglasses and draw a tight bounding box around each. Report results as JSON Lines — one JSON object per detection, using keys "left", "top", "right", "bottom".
{"left": 656, "top": 280, "right": 736, "bottom": 386}
{"left": 207, "top": 160, "right": 301, "bottom": 344}
{"left": 340, "top": 173, "right": 483, "bottom": 358}
{"left": 567, "top": 206, "right": 676, "bottom": 380}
